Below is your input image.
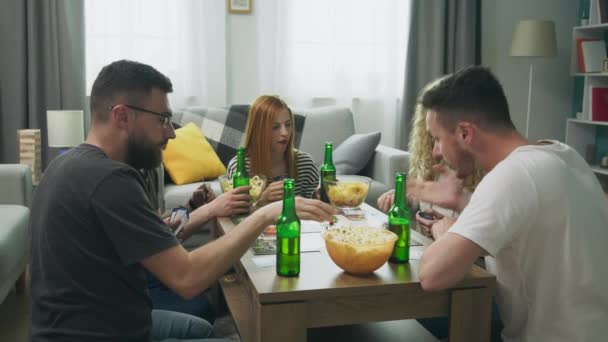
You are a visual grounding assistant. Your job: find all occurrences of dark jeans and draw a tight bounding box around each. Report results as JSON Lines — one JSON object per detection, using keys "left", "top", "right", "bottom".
{"left": 146, "top": 271, "right": 216, "bottom": 323}
{"left": 151, "top": 310, "right": 230, "bottom": 342}
{"left": 417, "top": 299, "right": 503, "bottom": 341}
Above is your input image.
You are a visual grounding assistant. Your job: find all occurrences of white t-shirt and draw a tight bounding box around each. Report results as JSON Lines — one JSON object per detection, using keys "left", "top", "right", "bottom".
{"left": 448, "top": 141, "right": 608, "bottom": 342}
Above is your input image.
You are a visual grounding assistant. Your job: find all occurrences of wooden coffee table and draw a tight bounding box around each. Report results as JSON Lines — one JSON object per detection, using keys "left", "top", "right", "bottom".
{"left": 216, "top": 203, "right": 496, "bottom": 342}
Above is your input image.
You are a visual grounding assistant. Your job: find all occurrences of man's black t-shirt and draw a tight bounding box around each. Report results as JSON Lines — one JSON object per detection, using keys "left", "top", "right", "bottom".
{"left": 29, "top": 144, "right": 178, "bottom": 341}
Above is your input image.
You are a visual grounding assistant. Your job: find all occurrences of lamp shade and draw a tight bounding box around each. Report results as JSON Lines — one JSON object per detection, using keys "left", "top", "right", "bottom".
{"left": 46, "top": 110, "right": 85, "bottom": 147}
{"left": 510, "top": 20, "right": 557, "bottom": 57}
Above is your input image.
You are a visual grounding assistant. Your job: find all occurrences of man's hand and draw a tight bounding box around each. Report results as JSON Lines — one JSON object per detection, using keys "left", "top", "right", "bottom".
{"left": 415, "top": 210, "right": 456, "bottom": 240}
{"left": 258, "top": 197, "right": 336, "bottom": 224}
{"left": 163, "top": 216, "right": 181, "bottom": 231}
{"left": 259, "top": 180, "right": 284, "bottom": 205}
{"left": 163, "top": 216, "right": 188, "bottom": 241}
{"left": 377, "top": 189, "right": 395, "bottom": 213}
{"left": 206, "top": 186, "right": 252, "bottom": 217}
{"left": 407, "top": 164, "right": 471, "bottom": 213}
{"left": 185, "top": 183, "right": 215, "bottom": 211}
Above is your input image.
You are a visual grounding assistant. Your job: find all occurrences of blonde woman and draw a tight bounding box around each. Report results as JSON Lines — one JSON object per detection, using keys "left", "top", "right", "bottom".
{"left": 227, "top": 95, "right": 319, "bottom": 205}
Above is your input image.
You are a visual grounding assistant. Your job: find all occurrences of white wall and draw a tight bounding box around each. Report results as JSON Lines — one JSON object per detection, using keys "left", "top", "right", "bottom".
{"left": 226, "top": 2, "right": 579, "bottom": 144}
{"left": 225, "top": 11, "right": 396, "bottom": 146}
{"left": 481, "top": 0, "right": 578, "bottom": 142}
{"left": 226, "top": 13, "right": 259, "bottom": 105}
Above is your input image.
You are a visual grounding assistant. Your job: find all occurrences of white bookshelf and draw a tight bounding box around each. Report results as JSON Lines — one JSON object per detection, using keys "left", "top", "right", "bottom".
{"left": 567, "top": 0, "right": 608, "bottom": 179}
{"left": 565, "top": 119, "right": 608, "bottom": 177}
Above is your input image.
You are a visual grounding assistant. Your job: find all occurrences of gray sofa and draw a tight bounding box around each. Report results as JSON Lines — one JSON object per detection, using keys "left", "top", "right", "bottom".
{"left": 0, "top": 164, "right": 31, "bottom": 303}
{"left": 159, "top": 106, "right": 409, "bottom": 212}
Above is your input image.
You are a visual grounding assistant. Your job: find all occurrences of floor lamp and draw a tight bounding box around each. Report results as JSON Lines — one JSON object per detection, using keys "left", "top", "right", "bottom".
{"left": 47, "top": 110, "right": 85, "bottom": 159}
{"left": 509, "top": 20, "right": 557, "bottom": 138}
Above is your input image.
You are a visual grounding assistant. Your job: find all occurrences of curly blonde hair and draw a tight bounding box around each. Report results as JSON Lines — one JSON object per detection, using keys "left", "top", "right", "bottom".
{"left": 407, "top": 77, "right": 484, "bottom": 189}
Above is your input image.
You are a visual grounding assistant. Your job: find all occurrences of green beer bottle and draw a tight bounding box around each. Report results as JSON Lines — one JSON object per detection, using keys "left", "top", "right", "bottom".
{"left": 388, "top": 173, "right": 410, "bottom": 263}
{"left": 319, "top": 142, "right": 336, "bottom": 203}
{"left": 276, "top": 179, "right": 301, "bottom": 277}
{"left": 233, "top": 147, "right": 250, "bottom": 189}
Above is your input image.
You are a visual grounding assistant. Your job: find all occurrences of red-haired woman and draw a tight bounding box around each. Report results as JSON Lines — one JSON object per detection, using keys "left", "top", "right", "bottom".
{"left": 227, "top": 95, "right": 319, "bottom": 205}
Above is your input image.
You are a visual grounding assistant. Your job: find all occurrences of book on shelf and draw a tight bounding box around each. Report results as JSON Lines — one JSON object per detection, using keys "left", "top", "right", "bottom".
{"left": 581, "top": 40, "right": 607, "bottom": 73}
{"left": 577, "top": 38, "right": 596, "bottom": 72}
{"left": 600, "top": 0, "right": 608, "bottom": 23}
{"left": 591, "top": 87, "right": 608, "bottom": 121}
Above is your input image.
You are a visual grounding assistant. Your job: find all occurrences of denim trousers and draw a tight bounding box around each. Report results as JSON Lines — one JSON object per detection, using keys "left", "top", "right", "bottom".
{"left": 151, "top": 310, "right": 231, "bottom": 342}
{"left": 146, "top": 271, "right": 216, "bottom": 323}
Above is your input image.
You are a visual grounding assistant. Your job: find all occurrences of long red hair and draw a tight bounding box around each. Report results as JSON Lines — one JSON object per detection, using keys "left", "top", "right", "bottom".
{"left": 243, "top": 95, "right": 297, "bottom": 179}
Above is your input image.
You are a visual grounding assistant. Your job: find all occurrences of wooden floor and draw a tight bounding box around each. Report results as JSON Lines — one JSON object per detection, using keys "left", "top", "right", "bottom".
{"left": 0, "top": 269, "right": 30, "bottom": 342}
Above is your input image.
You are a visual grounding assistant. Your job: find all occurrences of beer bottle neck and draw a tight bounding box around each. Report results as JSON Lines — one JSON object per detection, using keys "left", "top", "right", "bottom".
{"left": 323, "top": 145, "right": 333, "bottom": 166}
{"left": 236, "top": 149, "right": 247, "bottom": 172}
{"left": 394, "top": 175, "right": 406, "bottom": 208}
{"left": 281, "top": 185, "right": 296, "bottom": 217}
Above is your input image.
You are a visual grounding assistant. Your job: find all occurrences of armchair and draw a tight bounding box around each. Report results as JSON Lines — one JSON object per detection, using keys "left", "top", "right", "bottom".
{"left": 0, "top": 164, "right": 32, "bottom": 303}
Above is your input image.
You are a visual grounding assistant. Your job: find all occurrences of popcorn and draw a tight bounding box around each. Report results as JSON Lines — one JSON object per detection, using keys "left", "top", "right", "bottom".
{"left": 324, "top": 226, "right": 395, "bottom": 245}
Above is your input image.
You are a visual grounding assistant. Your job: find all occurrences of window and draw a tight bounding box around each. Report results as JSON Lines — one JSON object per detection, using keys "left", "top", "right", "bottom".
{"left": 85, "top": 0, "right": 226, "bottom": 108}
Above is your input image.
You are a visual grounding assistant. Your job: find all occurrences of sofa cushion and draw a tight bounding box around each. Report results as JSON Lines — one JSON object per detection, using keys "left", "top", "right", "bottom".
{"left": 162, "top": 123, "right": 226, "bottom": 185}
{"left": 297, "top": 106, "right": 355, "bottom": 164}
{"left": 333, "top": 131, "right": 381, "bottom": 174}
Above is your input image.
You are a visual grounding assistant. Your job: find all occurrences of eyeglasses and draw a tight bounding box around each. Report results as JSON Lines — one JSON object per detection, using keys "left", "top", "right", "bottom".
{"left": 111, "top": 104, "right": 173, "bottom": 128}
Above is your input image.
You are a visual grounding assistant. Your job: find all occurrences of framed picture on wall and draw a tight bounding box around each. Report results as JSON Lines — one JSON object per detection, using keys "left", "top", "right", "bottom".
{"left": 228, "top": 0, "right": 252, "bottom": 14}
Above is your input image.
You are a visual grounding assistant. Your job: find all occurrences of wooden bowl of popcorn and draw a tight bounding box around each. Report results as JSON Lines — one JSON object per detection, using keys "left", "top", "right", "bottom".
{"left": 322, "top": 226, "right": 398, "bottom": 275}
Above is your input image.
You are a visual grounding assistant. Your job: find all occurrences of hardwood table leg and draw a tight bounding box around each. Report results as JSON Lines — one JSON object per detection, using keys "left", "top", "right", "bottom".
{"left": 253, "top": 301, "right": 308, "bottom": 342}
{"left": 448, "top": 287, "right": 493, "bottom": 342}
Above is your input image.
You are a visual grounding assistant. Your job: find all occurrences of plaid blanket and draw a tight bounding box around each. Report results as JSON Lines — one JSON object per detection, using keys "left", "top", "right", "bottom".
{"left": 199, "top": 104, "right": 306, "bottom": 166}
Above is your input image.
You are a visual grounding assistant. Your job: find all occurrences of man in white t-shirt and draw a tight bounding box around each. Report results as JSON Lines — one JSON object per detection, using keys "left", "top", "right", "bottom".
{"left": 414, "top": 66, "right": 608, "bottom": 342}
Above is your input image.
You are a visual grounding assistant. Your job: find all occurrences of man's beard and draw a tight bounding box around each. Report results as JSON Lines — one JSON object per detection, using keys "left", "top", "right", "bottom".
{"left": 452, "top": 149, "right": 476, "bottom": 179}
{"left": 441, "top": 147, "right": 476, "bottom": 179}
{"left": 126, "top": 136, "right": 163, "bottom": 170}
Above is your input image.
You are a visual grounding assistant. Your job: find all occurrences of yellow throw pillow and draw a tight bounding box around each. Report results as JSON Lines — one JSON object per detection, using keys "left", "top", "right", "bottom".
{"left": 162, "top": 122, "right": 226, "bottom": 185}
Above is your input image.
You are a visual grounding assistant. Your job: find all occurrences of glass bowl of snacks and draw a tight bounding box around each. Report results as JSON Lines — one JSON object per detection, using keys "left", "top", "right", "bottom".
{"left": 322, "top": 226, "right": 398, "bottom": 275}
{"left": 324, "top": 175, "right": 372, "bottom": 209}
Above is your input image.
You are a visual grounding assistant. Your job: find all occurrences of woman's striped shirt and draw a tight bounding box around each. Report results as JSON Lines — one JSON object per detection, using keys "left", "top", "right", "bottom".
{"left": 226, "top": 150, "right": 319, "bottom": 199}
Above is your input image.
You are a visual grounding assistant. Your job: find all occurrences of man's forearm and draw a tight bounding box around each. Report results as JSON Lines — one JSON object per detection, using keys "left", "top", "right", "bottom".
{"left": 182, "top": 209, "right": 270, "bottom": 296}
{"left": 185, "top": 205, "right": 215, "bottom": 231}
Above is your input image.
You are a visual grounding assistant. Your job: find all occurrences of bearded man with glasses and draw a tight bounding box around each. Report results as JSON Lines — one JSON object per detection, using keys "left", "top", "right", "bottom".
{"left": 28, "top": 59, "right": 336, "bottom": 341}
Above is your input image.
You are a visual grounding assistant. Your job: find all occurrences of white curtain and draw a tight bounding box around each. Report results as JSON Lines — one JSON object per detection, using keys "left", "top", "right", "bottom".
{"left": 85, "top": 0, "right": 226, "bottom": 109}
{"left": 255, "top": 0, "right": 410, "bottom": 147}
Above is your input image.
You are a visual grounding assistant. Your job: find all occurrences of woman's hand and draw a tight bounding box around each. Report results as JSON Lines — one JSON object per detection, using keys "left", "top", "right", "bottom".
{"left": 407, "top": 165, "right": 471, "bottom": 213}
{"left": 259, "top": 197, "right": 336, "bottom": 224}
{"left": 185, "top": 183, "right": 215, "bottom": 211}
{"left": 259, "top": 180, "right": 284, "bottom": 205}
{"left": 377, "top": 189, "right": 395, "bottom": 213}
{"left": 313, "top": 186, "right": 321, "bottom": 200}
